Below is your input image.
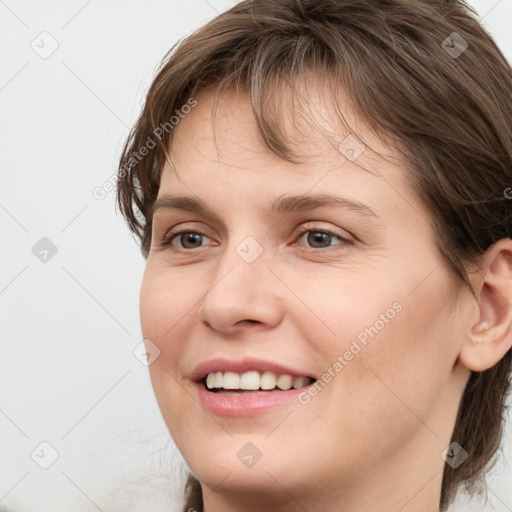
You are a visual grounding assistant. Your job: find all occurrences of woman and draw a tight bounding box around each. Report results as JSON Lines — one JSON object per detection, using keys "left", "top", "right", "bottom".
{"left": 116, "top": 0, "right": 512, "bottom": 510}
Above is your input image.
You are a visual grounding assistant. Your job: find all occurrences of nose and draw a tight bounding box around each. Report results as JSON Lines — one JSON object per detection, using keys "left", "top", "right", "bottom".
{"left": 197, "top": 242, "right": 284, "bottom": 335}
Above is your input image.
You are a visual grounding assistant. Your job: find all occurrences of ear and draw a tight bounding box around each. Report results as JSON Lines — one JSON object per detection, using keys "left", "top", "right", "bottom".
{"left": 458, "top": 238, "right": 512, "bottom": 372}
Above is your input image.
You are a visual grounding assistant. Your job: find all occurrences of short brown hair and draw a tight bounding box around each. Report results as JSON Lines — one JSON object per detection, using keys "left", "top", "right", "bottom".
{"left": 116, "top": 0, "right": 512, "bottom": 510}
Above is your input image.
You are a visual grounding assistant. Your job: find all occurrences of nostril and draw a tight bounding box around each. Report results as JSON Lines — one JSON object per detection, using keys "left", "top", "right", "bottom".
{"left": 239, "top": 319, "right": 259, "bottom": 325}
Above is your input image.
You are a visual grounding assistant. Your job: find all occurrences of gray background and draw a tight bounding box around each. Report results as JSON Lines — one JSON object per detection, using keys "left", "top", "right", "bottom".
{"left": 1, "top": 1, "right": 511, "bottom": 511}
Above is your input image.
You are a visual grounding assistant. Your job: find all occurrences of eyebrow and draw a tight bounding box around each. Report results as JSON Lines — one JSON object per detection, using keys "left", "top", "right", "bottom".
{"left": 150, "top": 193, "right": 380, "bottom": 221}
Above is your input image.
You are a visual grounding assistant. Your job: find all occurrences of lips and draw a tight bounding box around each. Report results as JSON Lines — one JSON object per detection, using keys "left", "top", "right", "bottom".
{"left": 188, "top": 357, "right": 318, "bottom": 416}
{"left": 190, "top": 357, "right": 317, "bottom": 384}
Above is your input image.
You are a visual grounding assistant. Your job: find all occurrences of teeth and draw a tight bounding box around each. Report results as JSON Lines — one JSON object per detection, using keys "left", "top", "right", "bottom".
{"left": 276, "top": 374, "right": 293, "bottom": 390}
{"left": 223, "top": 371, "right": 240, "bottom": 389}
{"left": 292, "top": 376, "right": 310, "bottom": 389}
{"left": 260, "top": 371, "right": 276, "bottom": 390}
{"left": 204, "top": 370, "right": 313, "bottom": 391}
{"left": 240, "top": 371, "right": 260, "bottom": 390}
{"left": 206, "top": 373, "right": 216, "bottom": 389}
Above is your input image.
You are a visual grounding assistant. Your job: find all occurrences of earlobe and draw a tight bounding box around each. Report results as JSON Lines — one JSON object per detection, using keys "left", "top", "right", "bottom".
{"left": 458, "top": 239, "right": 512, "bottom": 373}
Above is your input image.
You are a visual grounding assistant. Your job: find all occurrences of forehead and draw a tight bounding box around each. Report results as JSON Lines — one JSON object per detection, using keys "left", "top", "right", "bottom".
{"left": 155, "top": 87, "right": 433, "bottom": 235}
{"left": 166, "top": 84, "right": 402, "bottom": 181}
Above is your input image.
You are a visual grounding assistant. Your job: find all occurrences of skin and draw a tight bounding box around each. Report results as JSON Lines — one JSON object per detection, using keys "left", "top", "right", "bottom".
{"left": 139, "top": 85, "right": 512, "bottom": 512}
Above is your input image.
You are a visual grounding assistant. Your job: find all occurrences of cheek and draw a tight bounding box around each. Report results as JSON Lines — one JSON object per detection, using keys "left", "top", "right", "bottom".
{"left": 139, "top": 265, "right": 197, "bottom": 342}
{"left": 139, "top": 268, "right": 195, "bottom": 422}
{"left": 331, "top": 278, "right": 457, "bottom": 435}
{"left": 310, "top": 269, "right": 456, "bottom": 420}
{"left": 288, "top": 270, "right": 406, "bottom": 367}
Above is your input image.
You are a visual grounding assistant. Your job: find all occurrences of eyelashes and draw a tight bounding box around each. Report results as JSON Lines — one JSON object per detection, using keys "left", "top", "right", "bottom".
{"left": 293, "top": 227, "right": 351, "bottom": 250}
{"left": 159, "top": 225, "right": 352, "bottom": 252}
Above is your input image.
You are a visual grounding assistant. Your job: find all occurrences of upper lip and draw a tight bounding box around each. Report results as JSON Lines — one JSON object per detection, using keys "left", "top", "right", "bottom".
{"left": 190, "top": 357, "right": 317, "bottom": 383}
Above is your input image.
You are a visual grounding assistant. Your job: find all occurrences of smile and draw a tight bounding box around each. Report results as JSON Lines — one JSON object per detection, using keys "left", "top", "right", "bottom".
{"left": 204, "top": 370, "right": 314, "bottom": 393}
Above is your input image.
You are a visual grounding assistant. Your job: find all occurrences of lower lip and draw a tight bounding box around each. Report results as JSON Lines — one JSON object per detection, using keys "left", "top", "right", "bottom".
{"left": 194, "top": 381, "right": 310, "bottom": 416}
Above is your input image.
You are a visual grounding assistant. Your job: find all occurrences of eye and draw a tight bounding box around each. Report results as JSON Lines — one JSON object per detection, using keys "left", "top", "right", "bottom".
{"left": 295, "top": 227, "right": 351, "bottom": 250}
{"left": 159, "top": 226, "right": 351, "bottom": 252}
{"left": 161, "top": 230, "right": 214, "bottom": 249}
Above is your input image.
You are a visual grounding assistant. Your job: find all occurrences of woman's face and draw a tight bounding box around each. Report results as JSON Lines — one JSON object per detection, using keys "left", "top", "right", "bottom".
{"left": 140, "top": 87, "right": 473, "bottom": 509}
